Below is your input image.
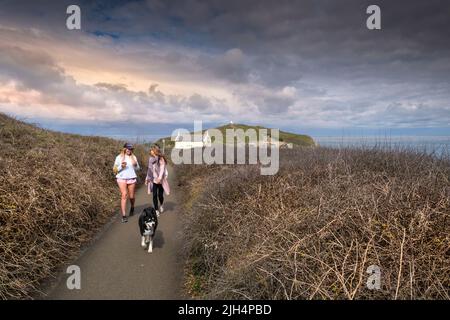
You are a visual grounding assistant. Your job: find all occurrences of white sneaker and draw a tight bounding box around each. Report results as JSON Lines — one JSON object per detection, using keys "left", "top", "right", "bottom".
{"left": 160, "top": 205, "right": 164, "bottom": 213}
{"left": 141, "top": 236, "right": 146, "bottom": 248}
{"left": 156, "top": 210, "right": 160, "bottom": 217}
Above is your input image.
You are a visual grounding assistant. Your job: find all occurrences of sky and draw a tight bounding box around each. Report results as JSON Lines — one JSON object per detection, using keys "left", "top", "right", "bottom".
{"left": 0, "top": 0, "right": 449, "bottom": 140}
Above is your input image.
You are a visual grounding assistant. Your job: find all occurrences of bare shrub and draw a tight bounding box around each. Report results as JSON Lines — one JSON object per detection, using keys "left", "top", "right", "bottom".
{"left": 177, "top": 146, "right": 450, "bottom": 299}
{"left": 0, "top": 114, "right": 147, "bottom": 299}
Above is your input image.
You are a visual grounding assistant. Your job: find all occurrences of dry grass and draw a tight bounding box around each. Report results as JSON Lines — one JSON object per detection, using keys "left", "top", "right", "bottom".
{"left": 0, "top": 114, "right": 147, "bottom": 299}
{"left": 176, "top": 146, "right": 450, "bottom": 299}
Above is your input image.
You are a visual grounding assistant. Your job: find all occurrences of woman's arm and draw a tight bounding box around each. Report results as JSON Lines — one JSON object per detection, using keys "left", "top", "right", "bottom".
{"left": 113, "top": 155, "right": 125, "bottom": 174}
{"left": 113, "top": 155, "right": 120, "bottom": 170}
{"left": 146, "top": 157, "right": 156, "bottom": 181}
{"left": 157, "top": 158, "right": 165, "bottom": 181}
{"left": 132, "top": 155, "right": 140, "bottom": 170}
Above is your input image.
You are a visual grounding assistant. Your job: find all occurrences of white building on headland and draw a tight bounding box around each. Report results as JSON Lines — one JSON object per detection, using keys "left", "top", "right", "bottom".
{"left": 174, "top": 130, "right": 211, "bottom": 149}
{"left": 257, "top": 136, "right": 293, "bottom": 149}
{"left": 174, "top": 128, "right": 292, "bottom": 149}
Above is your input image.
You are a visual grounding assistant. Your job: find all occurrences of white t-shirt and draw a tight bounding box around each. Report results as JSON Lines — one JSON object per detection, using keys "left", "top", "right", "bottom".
{"left": 114, "top": 154, "right": 140, "bottom": 179}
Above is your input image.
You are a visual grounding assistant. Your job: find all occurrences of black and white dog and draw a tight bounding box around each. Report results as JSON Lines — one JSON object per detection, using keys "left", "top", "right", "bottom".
{"left": 138, "top": 207, "right": 158, "bottom": 253}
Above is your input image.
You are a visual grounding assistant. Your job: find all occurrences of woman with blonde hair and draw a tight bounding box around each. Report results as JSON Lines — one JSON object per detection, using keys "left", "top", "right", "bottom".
{"left": 145, "top": 145, "right": 170, "bottom": 217}
{"left": 113, "top": 143, "right": 140, "bottom": 223}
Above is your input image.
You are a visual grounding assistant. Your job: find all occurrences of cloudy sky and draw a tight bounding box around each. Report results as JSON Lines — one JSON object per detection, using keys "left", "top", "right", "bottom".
{"left": 0, "top": 0, "right": 449, "bottom": 139}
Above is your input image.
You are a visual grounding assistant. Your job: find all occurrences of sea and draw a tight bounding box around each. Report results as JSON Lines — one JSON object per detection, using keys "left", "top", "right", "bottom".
{"left": 106, "top": 133, "right": 450, "bottom": 158}
{"left": 313, "top": 135, "right": 450, "bottom": 157}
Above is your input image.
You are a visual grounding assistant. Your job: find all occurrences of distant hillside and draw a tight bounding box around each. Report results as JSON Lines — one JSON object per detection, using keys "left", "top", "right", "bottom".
{"left": 156, "top": 123, "right": 315, "bottom": 148}
{"left": 0, "top": 113, "right": 147, "bottom": 299}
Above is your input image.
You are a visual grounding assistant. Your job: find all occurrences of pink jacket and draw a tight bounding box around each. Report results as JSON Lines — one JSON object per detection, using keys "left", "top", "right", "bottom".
{"left": 146, "top": 156, "right": 170, "bottom": 195}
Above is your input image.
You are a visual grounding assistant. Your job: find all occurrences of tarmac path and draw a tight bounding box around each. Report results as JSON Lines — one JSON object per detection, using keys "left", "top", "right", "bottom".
{"left": 46, "top": 166, "right": 185, "bottom": 299}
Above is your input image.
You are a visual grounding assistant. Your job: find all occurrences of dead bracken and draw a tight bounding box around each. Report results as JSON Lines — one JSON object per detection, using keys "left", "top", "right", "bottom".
{"left": 0, "top": 114, "right": 147, "bottom": 299}
{"left": 177, "top": 146, "right": 450, "bottom": 299}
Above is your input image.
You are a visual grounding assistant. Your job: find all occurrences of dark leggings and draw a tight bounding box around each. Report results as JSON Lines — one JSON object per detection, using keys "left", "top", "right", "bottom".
{"left": 153, "top": 183, "right": 164, "bottom": 210}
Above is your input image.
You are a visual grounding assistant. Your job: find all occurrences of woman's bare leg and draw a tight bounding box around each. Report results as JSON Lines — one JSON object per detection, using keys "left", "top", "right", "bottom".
{"left": 117, "top": 181, "right": 128, "bottom": 216}
{"left": 127, "top": 183, "right": 136, "bottom": 208}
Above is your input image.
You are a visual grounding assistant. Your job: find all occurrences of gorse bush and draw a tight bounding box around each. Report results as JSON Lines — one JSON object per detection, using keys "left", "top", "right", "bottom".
{"left": 0, "top": 114, "right": 147, "bottom": 299}
{"left": 177, "top": 146, "right": 450, "bottom": 299}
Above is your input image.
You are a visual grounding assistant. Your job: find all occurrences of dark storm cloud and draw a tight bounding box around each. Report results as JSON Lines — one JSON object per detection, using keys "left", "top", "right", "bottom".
{"left": 0, "top": 0, "right": 449, "bottom": 128}
{"left": 0, "top": 40, "right": 232, "bottom": 121}
{"left": 0, "top": 45, "right": 64, "bottom": 90}
{"left": 0, "top": 45, "right": 89, "bottom": 107}
{"left": 201, "top": 48, "right": 250, "bottom": 83}
{"left": 90, "top": 0, "right": 450, "bottom": 100}
{"left": 257, "top": 95, "right": 293, "bottom": 115}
